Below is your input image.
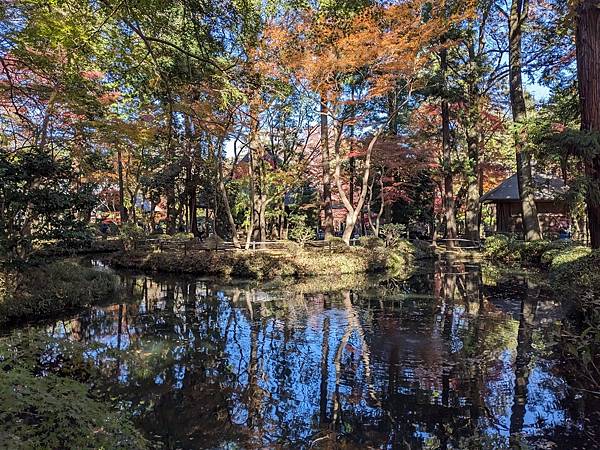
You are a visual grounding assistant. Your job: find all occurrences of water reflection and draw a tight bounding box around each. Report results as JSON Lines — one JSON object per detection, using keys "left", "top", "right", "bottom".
{"left": 42, "top": 263, "right": 598, "bottom": 448}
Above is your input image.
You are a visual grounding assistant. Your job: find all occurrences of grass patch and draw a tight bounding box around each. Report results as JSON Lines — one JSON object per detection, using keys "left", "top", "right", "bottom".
{"left": 0, "top": 262, "right": 118, "bottom": 325}
{"left": 111, "top": 239, "right": 433, "bottom": 280}
{"left": 32, "top": 238, "right": 123, "bottom": 257}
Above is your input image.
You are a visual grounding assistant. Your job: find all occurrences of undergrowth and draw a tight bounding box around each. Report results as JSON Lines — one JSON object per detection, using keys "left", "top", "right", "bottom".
{"left": 0, "top": 262, "right": 118, "bottom": 325}
{"left": 0, "top": 331, "right": 148, "bottom": 449}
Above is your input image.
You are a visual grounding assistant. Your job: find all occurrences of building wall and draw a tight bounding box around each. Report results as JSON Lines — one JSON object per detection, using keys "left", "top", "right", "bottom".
{"left": 494, "top": 201, "right": 569, "bottom": 234}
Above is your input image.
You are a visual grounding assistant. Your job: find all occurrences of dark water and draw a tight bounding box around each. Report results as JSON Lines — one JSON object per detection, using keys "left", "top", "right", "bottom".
{"left": 10, "top": 261, "right": 600, "bottom": 448}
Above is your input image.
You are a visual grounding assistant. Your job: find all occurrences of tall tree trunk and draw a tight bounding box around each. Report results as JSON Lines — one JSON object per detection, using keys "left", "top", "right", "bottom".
{"left": 440, "top": 47, "right": 457, "bottom": 248}
{"left": 117, "top": 148, "right": 128, "bottom": 224}
{"left": 335, "top": 131, "right": 382, "bottom": 245}
{"left": 321, "top": 92, "right": 334, "bottom": 239}
{"left": 19, "top": 90, "right": 58, "bottom": 256}
{"left": 218, "top": 146, "right": 240, "bottom": 248}
{"left": 464, "top": 132, "right": 480, "bottom": 242}
{"left": 278, "top": 196, "right": 287, "bottom": 240}
{"left": 183, "top": 117, "right": 197, "bottom": 236}
{"left": 576, "top": 0, "right": 600, "bottom": 249}
{"left": 464, "top": 40, "right": 481, "bottom": 243}
{"left": 246, "top": 140, "right": 256, "bottom": 248}
{"left": 129, "top": 193, "right": 137, "bottom": 223}
{"left": 349, "top": 85, "right": 356, "bottom": 215}
{"left": 189, "top": 192, "right": 198, "bottom": 236}
{"left": 166, "top": 184, "right": 177, "bottom": 234}
{"left": 258, "top": 194, "right": 267, "bottom": 242}
{"left": 246, "top": 99, "right": 268, "bottom": 245}
{"left": 367, "top": 171, "right": 384, "bottom": 237}
{"left": 184, "top": 155, "right": 198, "bottom": 236}
{"left": 509, "top": 0, "right": 541, "bottom": 241}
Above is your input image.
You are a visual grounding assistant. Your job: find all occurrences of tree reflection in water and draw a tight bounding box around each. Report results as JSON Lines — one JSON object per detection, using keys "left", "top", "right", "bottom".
{"left": 42, "top": 264, "right": 599, "bottom": 449}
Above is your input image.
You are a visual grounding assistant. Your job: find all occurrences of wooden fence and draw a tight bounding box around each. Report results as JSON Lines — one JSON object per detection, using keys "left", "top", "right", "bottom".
{"left": 128, "top": 238, "right": 362, "bottom": 254}
{"left": 432, "top": 238, "right": 483, "bottom": 250}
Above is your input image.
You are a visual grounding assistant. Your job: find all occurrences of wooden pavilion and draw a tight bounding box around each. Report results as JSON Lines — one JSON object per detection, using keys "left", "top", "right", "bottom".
{"left": 480, "top": 173, "right": 570, "bottom": 234}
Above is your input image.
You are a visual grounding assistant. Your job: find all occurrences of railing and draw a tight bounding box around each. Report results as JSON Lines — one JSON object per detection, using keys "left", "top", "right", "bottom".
{"left": 128, "top": 238, "right": 362, "bottom": 253}
{"left": 431, "top": 238, "right": 483, "bottom": 250}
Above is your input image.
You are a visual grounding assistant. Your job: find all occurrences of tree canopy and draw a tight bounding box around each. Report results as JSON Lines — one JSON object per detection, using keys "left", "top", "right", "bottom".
{"left": 1, "top": 0, "right": 599, "bottom": 253}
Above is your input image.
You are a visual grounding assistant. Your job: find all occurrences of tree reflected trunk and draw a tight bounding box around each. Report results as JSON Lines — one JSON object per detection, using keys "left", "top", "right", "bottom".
{"left": 320, "top": 316, "right": 330, "bottom": 426}
{"left": 509, "top": 280, "right": 539, "bottom": 443}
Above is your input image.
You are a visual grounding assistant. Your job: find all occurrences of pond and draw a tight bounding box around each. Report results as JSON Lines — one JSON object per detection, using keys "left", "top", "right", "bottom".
{"left": 3, "top": 260, "right": 600, "bottom": 449}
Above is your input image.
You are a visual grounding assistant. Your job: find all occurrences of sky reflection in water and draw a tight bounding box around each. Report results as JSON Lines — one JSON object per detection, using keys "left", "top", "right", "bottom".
{"left": 43, "top": 263, "right": 598, "bottom": 449}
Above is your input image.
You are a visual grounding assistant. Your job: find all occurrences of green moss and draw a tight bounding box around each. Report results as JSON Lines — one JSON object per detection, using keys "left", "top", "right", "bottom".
{"left": 483, "top": 236, "right": 571, "bottom": 266}
{"left": 0, "top": 262, "right": 118, "bottom": 325}
{"left": 547, "top": 247, "right": 599, "bottom": 297}
{"left": 483, "top": 237, "right": 600, "bottom": 300}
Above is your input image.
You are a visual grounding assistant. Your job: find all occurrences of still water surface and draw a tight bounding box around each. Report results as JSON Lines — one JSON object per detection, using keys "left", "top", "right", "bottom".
{"left": 17, "top": 262, "right": 600, "bottom": 448}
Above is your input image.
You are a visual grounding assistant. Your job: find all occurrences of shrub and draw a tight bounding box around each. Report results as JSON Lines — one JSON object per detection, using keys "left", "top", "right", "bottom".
{"left": 482, "top": 235, "right": 513, "bottom": 262}
{"left": 380, "top": 223, "right": 407, "bottom": 248}
{"left": 278, "top": 240, "right": 301, "bottom": 254}
{"left": 548, "top": 245, "right": 592, "bottom": 271}
{"left": 324, "top": 236, "right": 349, "bottom": 252}
{"left": 289, "top": 223, "right": 314, "bottom": 248}
{"left": 288, "top": 214, "right": 315, "bottom": 248}
{"left": 61, "top": 227, "right": 97, "bottom": 245}
{"left": 172, "top": 232, "right": 195, "bottom": 240}
{"left": 292, "top": 248, "right": 370, "bottom": 275}
{"left": 483, "top": 236, "right": 569, "bottom": 266}
{"left": 395, "top": 238, "right": 417, "bottom": 256}
{"left": 540, "top": 248, "right": 565, "bottom": 267}
{"left": 204, "top": 233, "right": 225, "bottom": 249}
{"left": 111, "top": 245, "right": 413, "bottom": 279}
{"left": 359, "top": 236, "right": 384, "bottom": 249}
{"left": 549, "top": 247, "right": 599, "bottom": 296}
{"left": 119, "top": 222, "right": 146, "bottom": 245}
